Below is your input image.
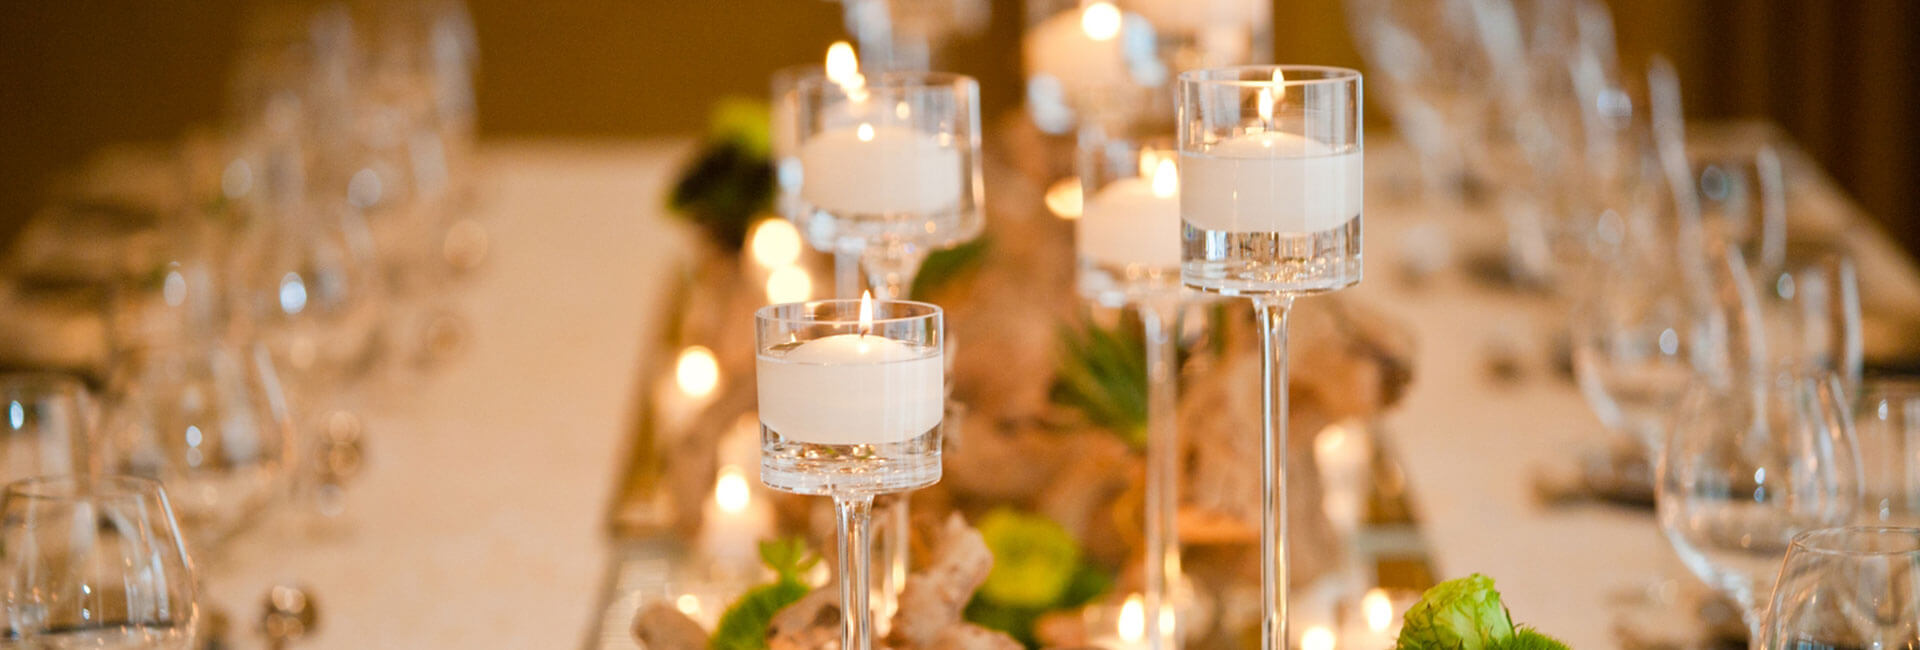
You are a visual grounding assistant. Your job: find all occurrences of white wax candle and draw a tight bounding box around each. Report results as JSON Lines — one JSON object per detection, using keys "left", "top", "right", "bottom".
{"left": 798, "top": 124, "right": 964, "bottom": 216}
{"left": 1025, "top": 9, "right": 1131, "bottom": 91}
{"left": 1078, "top": 171, "right": 1181, "bottom": 269}
{"left": 1179, "top": 132, "right": 1362, "bottom": 234}
{"left": 757, "top": 334, "right": 944, "bottom": 445}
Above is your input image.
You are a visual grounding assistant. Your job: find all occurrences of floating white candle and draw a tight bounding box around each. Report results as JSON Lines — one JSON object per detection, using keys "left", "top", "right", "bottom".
{"left": 1079, "top": 156, "right": 1181, "bottom": 268}
{"left": 798, "top": 123, "right": 964, "bottom": 216}
{"left": 757, "top": 296, "right": 944, "bottom": 445}
{"left": 1179, "top": 130, "right": 1362, "bottom": 234}
{"left": 1023, "top": 3, "right": 1158, "bottom": 99}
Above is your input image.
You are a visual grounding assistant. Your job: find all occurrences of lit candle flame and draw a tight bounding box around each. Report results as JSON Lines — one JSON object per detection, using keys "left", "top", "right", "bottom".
{"left": 857, "top": 123, "right": 876, "bottom": 142}
{"left": 1081, "top": 2, "right": 1122, "bottom": 41}
{"left": 1118, "top": 594, "right": 1145, "bottom": 644}
{"left": 675, "top": 346, "right": 720, "bottom": 397}
{"left": 1363, "top": 589, "right": 1393, "bottom": 632}
{"left": 858, "top": 290, "right": 874, "bottom": 336}
{"left": 825, "top": 41, "right": 864, "bottom": 90}
{"left": 749, "top": 219, "right": 803, "bottom": 269}
{"left": 1150, "top": 158, "right": 1178, "bottom": 199}
{"left": 714, "top": 465, "right": 751, "bottom": 513}
{"left": 1257, "top": 69, "right": 1285, "bottom": 129}
{"left": 1302, "top": 625, "right": 1336, "bottom": 650}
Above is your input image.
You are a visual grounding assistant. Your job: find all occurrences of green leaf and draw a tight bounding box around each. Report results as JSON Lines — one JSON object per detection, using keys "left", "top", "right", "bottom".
{"left": 1396, "top": 574, "right": 1516, "bottom": 650}
{"left": 708, "top": 580, "right": 809, "bottom": 650}
{"left": 1495, "top": 628, "right": 1571, "bottom": 650}
{"left": 758, "top": 538, "right": 819, "bottom": 584}
{"left": 911, "top": 238, "right": 991, "bottom": 299}
{"left": 1049, "top": 321, "right": 1148, "bottom": 448}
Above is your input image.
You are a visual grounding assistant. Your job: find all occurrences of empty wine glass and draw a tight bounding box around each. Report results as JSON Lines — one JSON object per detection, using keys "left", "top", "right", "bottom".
{"left": 1, "top": 475, "right": 199, "bottom": 648}
{"left": 1658, "top": 370, "right": 1861, "bottom": 642}
{"left": 98, "top": 338, "right": 296, "bottom": 552}
{"left": 1756, "top": 252, "right": 1863, "bottom": 394}
{"left": 0, "top": 373, "right": 97, "bottom": 483}
{"left": 1761, "top": 526, "right": 1920, "bottom": 650}
{"left": 1852, "top": 378, "right": 1920, "bottom": 526}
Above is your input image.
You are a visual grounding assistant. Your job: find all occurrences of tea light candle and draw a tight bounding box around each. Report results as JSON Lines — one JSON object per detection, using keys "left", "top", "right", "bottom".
{"left": 1079, "top": 156, "right": 1181, "bottom": 269}
{"left": 1024, "top": 2, "right": 1159, "bottom": 100}
{"left": 757, "top": 296, "right": 944, "bottom": 445}
{"left": 1179, "top": 130, "right": 1362, "bottom": 234}
{"left": 798, "top": 123, "right": 964, "bottom": 216}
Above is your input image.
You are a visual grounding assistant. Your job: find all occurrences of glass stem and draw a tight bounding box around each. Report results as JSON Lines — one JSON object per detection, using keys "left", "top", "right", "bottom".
{"left": 860, "top": 243, "right": 927, "bottom": 301}
{"left": 874, "top": 493, "right": 908, "bottom": 636}
{"left": 1253, "top": 294, "right": 1294, "bottom": 650}
{"left": 1140, "top": 295, "right": 1182, "bottom": 650}
{"left": 834, "top": 242, "right": 864, "bottom": 299}
{"left": 835, "top": 493, "right": 875, "bottom": 650}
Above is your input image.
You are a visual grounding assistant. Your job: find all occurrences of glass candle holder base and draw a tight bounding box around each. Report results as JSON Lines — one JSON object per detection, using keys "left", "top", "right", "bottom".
{"left": 761, "top": 427, "right": 941, "bottom": 496}
{"left": 1181, "top": 216, "right": 1362, "bottom": 296}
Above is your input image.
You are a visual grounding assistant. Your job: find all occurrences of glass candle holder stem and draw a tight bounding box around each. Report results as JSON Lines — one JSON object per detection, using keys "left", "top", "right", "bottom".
{"left": 835, "top": 493, "right": 876, "bottom": 650}
{"left": 1254, "top": 293, "right": 1293, "bottom": 650}
{"left": 835, "top": 242, "right": 866, "bottom": 299}
{"left": 861, "top": 244, "right": 929, "bottom": 301}
{"left": 1139, "top": 294, "right": 1183, "bottom": 650}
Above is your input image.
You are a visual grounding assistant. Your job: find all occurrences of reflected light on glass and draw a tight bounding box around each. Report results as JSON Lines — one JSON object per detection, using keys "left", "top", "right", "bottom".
{"left": 279, "top": 272, "right": 309, "bottom": 315}
{"left": 675, "top": 346, "right": 721, "bottom": 398}
{"left": 9, "top": 401, "right": 23, "bottom": 430}
{"left": 749, "top": 219, "right": 804, "bottom": 269}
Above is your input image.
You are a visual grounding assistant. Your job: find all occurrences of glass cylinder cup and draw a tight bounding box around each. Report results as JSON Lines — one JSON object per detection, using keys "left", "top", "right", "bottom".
{"left": 791, "top": 72, "right": 983, "bottom": 298}
{"left": 1078, "top": 127, "right": 1183, "bottom": 306}
{"left": 1178, "top": 66, "right": 1363, "bottom": 296}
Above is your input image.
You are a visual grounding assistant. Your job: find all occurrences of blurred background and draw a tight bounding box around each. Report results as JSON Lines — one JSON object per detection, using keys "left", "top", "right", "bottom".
{"left": 1, "top": 0, "right": 1915, "bottom": 253}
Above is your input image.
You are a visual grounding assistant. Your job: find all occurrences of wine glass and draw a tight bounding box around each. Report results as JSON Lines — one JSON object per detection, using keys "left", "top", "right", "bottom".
{"left": 1851, "top": 378, "right": 1920, "bottom": 526}
{"left": 790, "top": 70, "right": 983, "bottom": 300}
{"left": 756, "top": 297, "right": 944, "bottom": 650}
{"left": 1761, "top": 526, "right": 1920, "bottom": 650}
{"left": 1178, "top": 65, "right": 1363, "bottom": 650}
{"left": 0, "top": 373, "right": 97, "bottom": 483}
{"left": 98, "top": 338, "right": 296, "bottom": 553}
{"left": 1075, "top": 124, "right": 1183, "bottom": 649}
{"left": 0, "top": 475, "right": 199, "bottom": 648}
{"left": 1658, "top": 369, "right": 1861, "bottom": 642}
{"left": 1757, "top": 252, "right": 1863, "bottom": 394}
{"left": 1693, "top": 145, "right": 1789, "bottom": 278}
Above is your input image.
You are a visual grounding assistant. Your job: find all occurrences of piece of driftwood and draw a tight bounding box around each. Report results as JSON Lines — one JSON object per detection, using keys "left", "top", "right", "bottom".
{"left": 631, "top": 601, "right": 710, "bottom": 650}
{"left": 889, "top": 514, "right": 997, "bottom": 648}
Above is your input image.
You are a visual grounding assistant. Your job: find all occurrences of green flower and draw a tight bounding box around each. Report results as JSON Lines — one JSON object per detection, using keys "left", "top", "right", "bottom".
{"left": 1396, "top": 574, "right": 1515, "bottom": 650}
{"left": 977, "top": 508, "right": 1081, "bottom": 608}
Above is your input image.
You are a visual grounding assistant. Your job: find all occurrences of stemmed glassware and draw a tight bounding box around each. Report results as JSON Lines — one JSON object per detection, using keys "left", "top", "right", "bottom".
{"left": 1761, "top": 527, "right": 1920, "bottom": 649}
{"left": 756, "top": 297, "right": 944, "bottom": 650}
{"left": 0, "top": 373, "right": 97, "bottom": 483}
{"left": 0, "top": 475, "right": 200, "bottom": 648}
{"left": 1851, "top": 378, "right": 1920, "bottom": 526}
{"left": 1177, "top": 65, "right": 1363, "bottom": 650}
{"left": 1076, "top": 125, "right": 1183, "bottom": 649}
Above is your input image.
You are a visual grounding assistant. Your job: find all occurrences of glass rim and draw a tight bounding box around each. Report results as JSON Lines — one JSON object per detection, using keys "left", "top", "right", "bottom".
{"left": 1178, "top": 64, "right": 1362, "bottom": 87}
{"left": 1788, "top": 526, "right": 1920, "bottom": 557}
{"left": 796, "top": 70, "right": 979, "bottom": 95}
{"left": 756, "top": 298, "right": 942, "bottom": 326}
{"left": 3, "top": 474, "right": 169, "bottom": 503}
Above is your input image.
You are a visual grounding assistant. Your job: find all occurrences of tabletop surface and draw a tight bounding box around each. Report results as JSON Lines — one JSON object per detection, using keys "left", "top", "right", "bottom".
{"left": 193, "top": 132, "right": 1918, "bottom": 649}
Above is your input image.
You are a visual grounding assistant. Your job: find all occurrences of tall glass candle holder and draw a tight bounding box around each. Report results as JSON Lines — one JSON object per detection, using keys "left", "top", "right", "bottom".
{"left": 756, "top": 296, "right": 945, "bottom": 650}
{"left": 1077, "top": 125, "right": 1184, "bottom": 649}
{"left": 791, "top": 70, "right": 983, "bottom": 300}
{"left": 1022, "top": 0, "right": 1165, "bottom": 133}
{"left": 1177, "top": 65, "right": 1363, "bottom": 650}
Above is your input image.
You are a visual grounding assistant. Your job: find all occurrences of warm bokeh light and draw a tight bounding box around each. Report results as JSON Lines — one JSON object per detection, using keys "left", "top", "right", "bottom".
{"left": 1118, "top": 594, "right": 1145, "bottom": 644}
{"left": 1081, "top": 2, "right": 1122, "bottom": 41}
{"left": 1302, "top": 625, "right": 1336, "bottom": 650}
{"left": 675, "top": 594, "right": 701, "bottom": 617}
{"left": 1363, "top": 588, "right": 1394, "bottom": 632}
{"left": 1044, "top": 177, "right": 1083, "bottom": 219}
{"left": 856, "top": 123, "right": 875, "bottom": 142}
{"left": 749, "top": 219, "right": 803, "bottom": 268}
{"left": 674, "top": 345, "right": 720, "bottom": 397}
{"left": 714, "top": 465, "right": 751, "bottom": 513}
{"left": 765, "top": 265, "right": 813, "bottom": 304}
{"left": 825, "top": 41, "right": 862, "bottom": 88}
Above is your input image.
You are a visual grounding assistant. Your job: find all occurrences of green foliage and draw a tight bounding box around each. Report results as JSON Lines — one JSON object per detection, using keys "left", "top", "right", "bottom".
{"left": 911, "top": 237, "right": 991, "bottom": 300}
{"left": 1049, "top": 321, "right": 1148, "bottom": 448}
{"left": 708, "top": 538, "right": 819, "bottom": 650}
{"left": 668, "top": 97, "right": 775, "bottom": 249}
{"left": 963, "top": 557, "right": 1111, "bottom": 649}
{"left": 1396, "top": 574, "right": 1571, "bottom": 650}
